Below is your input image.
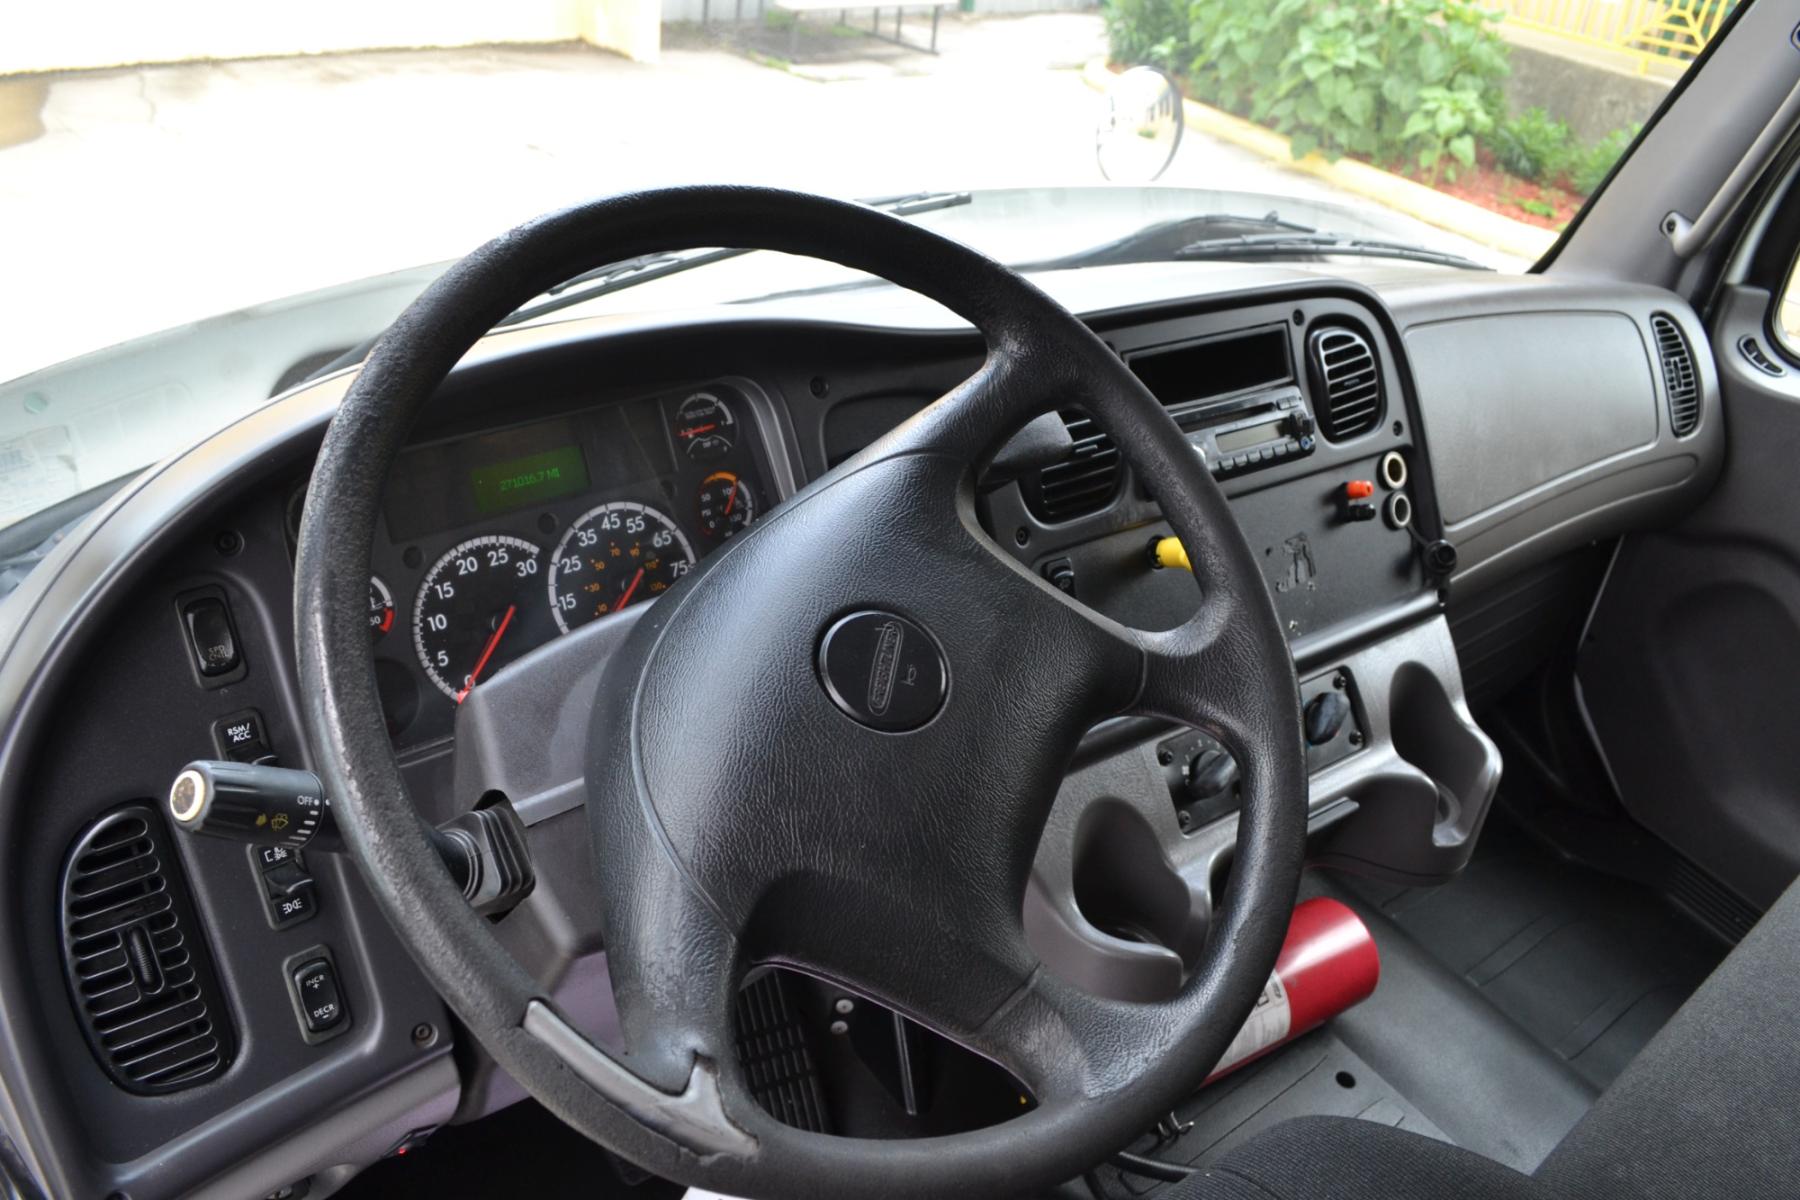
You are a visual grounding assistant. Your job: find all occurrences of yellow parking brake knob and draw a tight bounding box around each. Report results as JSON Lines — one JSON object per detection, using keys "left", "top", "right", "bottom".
{"left": 1150, "top": 536, "right": 1191, "bottom": 572}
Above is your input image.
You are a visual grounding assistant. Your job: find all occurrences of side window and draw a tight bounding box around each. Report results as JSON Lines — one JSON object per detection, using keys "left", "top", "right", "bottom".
{"left": 1776, "top": 250, "right": 1800, "bottom": 359}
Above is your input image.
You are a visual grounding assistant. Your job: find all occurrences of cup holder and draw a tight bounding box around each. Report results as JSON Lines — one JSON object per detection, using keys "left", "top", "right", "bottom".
{"left": 1388, "top": 661, "right": 1489, "bottom": 844}
{"left": 1319, "top": 649, "right": 1501, "bottom": 879}
{"left": 1070, "top": 800, "right": 1207, "bottom": 970}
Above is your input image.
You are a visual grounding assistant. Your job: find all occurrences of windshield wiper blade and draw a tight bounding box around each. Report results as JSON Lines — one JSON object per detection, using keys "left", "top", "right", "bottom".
{"left": 498, "top": 246, "right": 750, "bottom": 328}
{"left": 1176, "top": 232, "right": 1489, "bottom": 271}
{"left": 498, "top": 191, "right": 975, "bottom": 328}
{"left": 1014, "top": 210, "right": 1317, "bottom": 273}
{"left": 855, "top": 190, "right": 974, "bottom": 217}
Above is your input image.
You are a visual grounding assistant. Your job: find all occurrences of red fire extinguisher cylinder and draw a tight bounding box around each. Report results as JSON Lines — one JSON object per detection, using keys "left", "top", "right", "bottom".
{"left": 1205, "top": 896, "right": 1380, "bottom": 1083}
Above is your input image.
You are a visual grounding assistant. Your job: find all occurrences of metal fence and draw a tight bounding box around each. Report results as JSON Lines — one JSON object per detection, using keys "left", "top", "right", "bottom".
{"left": 1496, "top": 0, "right": 1735, "bottom": 75}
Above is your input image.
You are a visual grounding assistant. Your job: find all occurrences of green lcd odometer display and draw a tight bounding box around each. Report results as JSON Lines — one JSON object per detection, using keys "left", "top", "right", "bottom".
{"left": 470, "top": 446, "right": 590, "bottom": 516}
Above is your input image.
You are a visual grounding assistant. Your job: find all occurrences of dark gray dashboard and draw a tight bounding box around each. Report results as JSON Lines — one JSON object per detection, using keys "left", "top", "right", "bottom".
{"left": 0, "top": 263, "right": 1720, "bottom": 1200}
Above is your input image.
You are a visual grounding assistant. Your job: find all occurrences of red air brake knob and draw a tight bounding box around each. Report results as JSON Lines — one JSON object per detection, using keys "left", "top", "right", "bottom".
{"left": 1344, "top": 480, "right": 1375, "bottom": 500}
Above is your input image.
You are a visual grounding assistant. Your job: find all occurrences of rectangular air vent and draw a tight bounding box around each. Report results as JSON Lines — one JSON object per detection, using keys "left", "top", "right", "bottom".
{"left": 1650, "top": 313, "right": 1700, "bottom": 436}
{"left": 1306, "top": 326, "right": 1383, "bottom": 442}
{"left": 1028, "top": 410, "right": 1121, "bottom": 523}
{"left": 60, "top": 804, "right": 233, "bottom": 1094}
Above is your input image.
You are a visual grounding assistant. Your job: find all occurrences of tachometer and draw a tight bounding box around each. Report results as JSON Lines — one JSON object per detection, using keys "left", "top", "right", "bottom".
{"left": 696, "top": 470, "right": 756, "bottom": 541}
{"left": 548, "top": 502, "right": 695, "bottom": 634}
{"left": 413, "top": 535, "right": 543, "bottom": 702}
{"left": 672, "top": 391, "right": 736, "bottom": 460}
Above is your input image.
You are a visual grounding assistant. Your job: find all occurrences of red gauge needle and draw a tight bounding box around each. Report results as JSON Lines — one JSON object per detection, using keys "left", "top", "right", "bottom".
{"left": 680, "top": 422, "right": 718, "bottom": 439}
{"left": 724, "top": 478, "right": 739, "bottom": 515}
{"left": 456, "top": 604, "right": 516, "bottom": 704}
{"left": 615, "top": 567, "right": 647, "bottom": 612}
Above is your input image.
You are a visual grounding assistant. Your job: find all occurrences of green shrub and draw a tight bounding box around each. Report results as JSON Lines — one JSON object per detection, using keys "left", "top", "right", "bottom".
{"left": 1572, "top": 123, "right": 1641, "bottom": 195}
{"left": 1487, "top": 107, "right": 1575, "bottom": 182}
{"left": 1180, "top": 0, "right": 1510, "bottom": 181}
{"left": 1103, "top": 0, "right": 1190, "bottom": 72}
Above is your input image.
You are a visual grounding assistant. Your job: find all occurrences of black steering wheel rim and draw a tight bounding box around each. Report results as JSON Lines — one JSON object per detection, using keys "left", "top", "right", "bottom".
{"left": 294, "top": 186, "right": 1306, "bottom": 1198}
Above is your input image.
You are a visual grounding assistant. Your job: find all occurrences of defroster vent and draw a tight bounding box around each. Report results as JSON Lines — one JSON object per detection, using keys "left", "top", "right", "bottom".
{"left": 1651, "top": 313, "right": 1700, "bottom": 436}
{"left": 1306, "top": 326, "right": 1383, "bottom": 442}
{"left": 60, "top": 804, "right": 233, "bottom": 1094}
{"left": 1027, "top": 410, "right": 1121, "bottom": 522}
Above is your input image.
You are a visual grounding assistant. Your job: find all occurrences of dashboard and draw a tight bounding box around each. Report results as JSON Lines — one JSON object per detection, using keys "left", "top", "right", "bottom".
{"left": 0, "top": 260, "right": 1724, "bottom": 1200}
{"left": 341, "top": 381, "right": 780, "bottom": 746}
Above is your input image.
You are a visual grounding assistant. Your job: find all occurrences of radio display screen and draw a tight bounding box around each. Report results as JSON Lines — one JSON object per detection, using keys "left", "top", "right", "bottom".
{"left": 1216, "top": 419, "right": 1285, "bottom": 454}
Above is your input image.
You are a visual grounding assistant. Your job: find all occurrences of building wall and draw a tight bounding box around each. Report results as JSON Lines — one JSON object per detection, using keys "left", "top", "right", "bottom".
{"left": 2, "top": 0, "right": 631, "bottom": 74}
{"left": 5, "top": 0, "right": 1097, "bottom": 74}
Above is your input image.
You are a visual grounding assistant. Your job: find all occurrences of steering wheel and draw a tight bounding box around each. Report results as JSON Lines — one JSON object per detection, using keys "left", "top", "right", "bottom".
{"left": 294, "top": 187, "right": 1306, "bottom": 1198}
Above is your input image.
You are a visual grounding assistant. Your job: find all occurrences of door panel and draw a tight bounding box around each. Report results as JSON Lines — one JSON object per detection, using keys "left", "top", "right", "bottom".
{"left": 1579, "top": 285, "right": 1800, "bottom": 910}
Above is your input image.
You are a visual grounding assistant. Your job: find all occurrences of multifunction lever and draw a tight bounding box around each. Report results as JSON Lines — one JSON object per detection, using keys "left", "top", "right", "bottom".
{"left": 169, "top": 760, "right": 534, "bottom": 916}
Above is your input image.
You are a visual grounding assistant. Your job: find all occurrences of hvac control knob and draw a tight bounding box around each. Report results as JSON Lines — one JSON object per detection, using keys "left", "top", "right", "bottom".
{"left": 1304, "top": 691, "right": 1352, "bottom": 746}
{"left": 1184, "top": 747, "right": 1240, "bottom": 802}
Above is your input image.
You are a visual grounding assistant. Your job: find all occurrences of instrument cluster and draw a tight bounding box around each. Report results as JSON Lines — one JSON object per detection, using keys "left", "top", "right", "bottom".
{"left": 339, "top": 380, "right": 775, "bottom": 746}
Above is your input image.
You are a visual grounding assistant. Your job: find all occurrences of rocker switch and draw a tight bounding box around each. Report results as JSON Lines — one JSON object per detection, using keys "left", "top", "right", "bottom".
{"left": 291, "top": 957, "right": 344, "bottom": 1034}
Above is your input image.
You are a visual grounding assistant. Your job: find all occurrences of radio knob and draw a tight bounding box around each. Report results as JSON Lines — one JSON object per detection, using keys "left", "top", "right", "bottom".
{"left": 1288, "top": 410, "right": 1317, "bottom": 438}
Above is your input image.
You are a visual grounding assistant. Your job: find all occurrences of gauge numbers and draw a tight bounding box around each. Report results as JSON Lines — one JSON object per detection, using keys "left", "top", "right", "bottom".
{"left": 369, "top": 576, "right": 396, "bottom": 639}
{"left": 696, "top": 470, "right": 756, "bottom": 541}
{"left": 548, "top": 502, "right": 696, "bottom": 634}
{"left": 413, "top": 535, "right": 543, "bottom": 701}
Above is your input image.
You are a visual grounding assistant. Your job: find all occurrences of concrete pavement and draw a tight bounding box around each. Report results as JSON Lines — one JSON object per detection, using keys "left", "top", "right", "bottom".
{"left": 1, "top": 16, "right": 1509, "bottom": 384}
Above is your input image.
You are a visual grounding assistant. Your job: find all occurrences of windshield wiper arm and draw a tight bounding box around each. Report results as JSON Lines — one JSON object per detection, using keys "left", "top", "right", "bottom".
{"left": 1176, "top": 232, "right": 1490, "bottom": 271}
{"left": 498, "top": 191, "right": 974, "bottom": 328}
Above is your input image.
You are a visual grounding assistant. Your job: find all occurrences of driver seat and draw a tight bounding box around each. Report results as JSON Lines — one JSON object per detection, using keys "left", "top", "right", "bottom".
{"left": 1170, "top": 876, "right": 1800, "bottom": 1199}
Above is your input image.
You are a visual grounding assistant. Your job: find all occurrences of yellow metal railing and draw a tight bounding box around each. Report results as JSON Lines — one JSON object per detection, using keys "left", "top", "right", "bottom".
{"left": 1496, "top": 0, "right": 1735, "bottom": 75}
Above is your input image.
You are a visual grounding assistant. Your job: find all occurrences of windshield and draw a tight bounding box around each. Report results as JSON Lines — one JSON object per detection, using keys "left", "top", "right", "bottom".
{"left": 0, "top": 0, "right": 1713, "bottom": 528}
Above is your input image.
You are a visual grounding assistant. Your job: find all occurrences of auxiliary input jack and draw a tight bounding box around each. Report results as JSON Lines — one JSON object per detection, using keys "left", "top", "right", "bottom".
{"left": 1385, "top": 491, "right": 1412, "bottom": 531}
{"left": 1379, "top": 450, "right": 1408, "bottom": 490}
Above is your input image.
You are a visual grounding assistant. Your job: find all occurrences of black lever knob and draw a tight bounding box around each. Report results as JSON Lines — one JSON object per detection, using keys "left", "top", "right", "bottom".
{"left": 169, "top": 760, "right": 338, "bottom": 851}
{"left": 1304, "top": 691, "right": 1352, "bottom": 746}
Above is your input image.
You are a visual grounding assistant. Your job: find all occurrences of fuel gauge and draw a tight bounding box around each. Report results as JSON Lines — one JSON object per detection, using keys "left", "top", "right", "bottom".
{"left": 672, "top": 391, "right": 736, "bottom": 460}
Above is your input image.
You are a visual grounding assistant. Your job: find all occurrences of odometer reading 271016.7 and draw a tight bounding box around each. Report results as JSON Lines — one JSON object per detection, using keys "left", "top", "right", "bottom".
{"left": 548, "top": 502, "right": 695, "bottom": 634}
{"left": 414, "top": 535, "right": 543, "bottom": 701}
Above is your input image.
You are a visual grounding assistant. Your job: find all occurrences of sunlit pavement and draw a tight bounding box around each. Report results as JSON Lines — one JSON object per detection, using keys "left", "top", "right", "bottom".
{"left": 0, "top": 15, "right": 1511, "bottom": 384}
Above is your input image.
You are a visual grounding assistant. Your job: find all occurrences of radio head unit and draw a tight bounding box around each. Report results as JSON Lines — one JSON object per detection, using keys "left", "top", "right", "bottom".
{"left": 1125, "top": 325, "right": 1317, "bottom": 478}
{"left": 1177, "top": 387, "right": 1316, "bottom": 477}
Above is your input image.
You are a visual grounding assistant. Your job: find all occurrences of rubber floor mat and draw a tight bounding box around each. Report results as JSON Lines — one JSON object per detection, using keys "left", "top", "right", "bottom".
{"left": 1339, "top": 816, "right": 1726, "bottom": 1090}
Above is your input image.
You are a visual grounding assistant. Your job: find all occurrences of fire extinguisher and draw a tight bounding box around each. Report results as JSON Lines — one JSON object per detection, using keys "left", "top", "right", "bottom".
{"left": 1206, "top": 896, "right": 1380, "bottom": 1083}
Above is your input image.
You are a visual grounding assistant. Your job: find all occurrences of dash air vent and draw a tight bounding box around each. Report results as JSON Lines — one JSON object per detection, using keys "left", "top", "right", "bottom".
{"left": 1306, "top": 326, "right": 1383, "bottom": 442}
{"left": 1650, "top": 313, "right": 1700, "bottom": 436}
{"left": 60, "top": 804, "right": 233, "bottom": 1094}
{"left": 1028, "top": 410, "right": 1121, "bottom": 522}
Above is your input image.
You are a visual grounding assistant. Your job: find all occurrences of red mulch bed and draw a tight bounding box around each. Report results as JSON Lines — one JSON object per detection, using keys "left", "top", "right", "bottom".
{"left": 1398, "top": 148, "right": 1581, "bottom": 231}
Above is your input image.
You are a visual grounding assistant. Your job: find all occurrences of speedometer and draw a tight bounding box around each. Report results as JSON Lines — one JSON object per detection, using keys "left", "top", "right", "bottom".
{"left": 414, "top": 535, "right": 543, "bottom": 701}
{"left": 548, "top": 502, "right": 696, "bottom": 634}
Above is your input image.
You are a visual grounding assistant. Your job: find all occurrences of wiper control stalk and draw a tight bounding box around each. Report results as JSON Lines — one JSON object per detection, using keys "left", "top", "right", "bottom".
{"left": 169, "top": 759, "right": 535, "bottom": 916}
